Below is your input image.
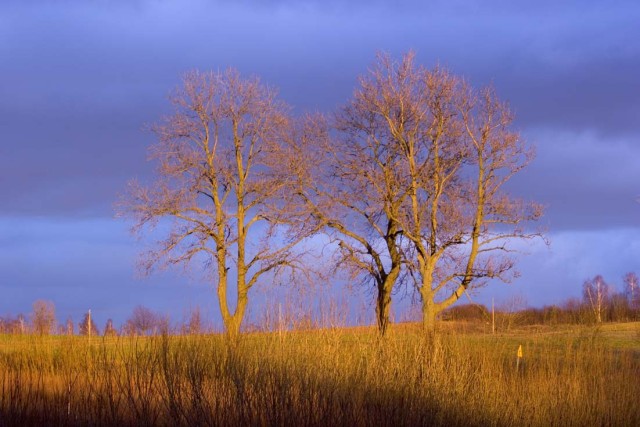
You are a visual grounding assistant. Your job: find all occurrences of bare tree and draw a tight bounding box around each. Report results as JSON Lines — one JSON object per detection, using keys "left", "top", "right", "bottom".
{"left": 284, "top": 52, "right": 541, "bottom": 333}
{"left": 66, "top": 316, "right": 74, "bottom": 335}
{"left": 31, "top": 300, "right": 56, "bottom": 335}
{"left": 120, "top": 70, "right": 314, "bottom": 338}
{"left": 18, "top": 314, "right": 26, "bottom": 334}
{"left": 583, "top": 275, "right": 611, "bottom": 323}
{"left": 624, "top": 272, "right": 639, "bottom": 313}
{"left": 104, "top": 318, "right": 118, "bottom": 336}
{"left": 497, "top": 295, "right": 528, "bottom": 331}
{"left": 608, "top": 291, "right": 631, "bottom": 321}
{"left": 279, "top": 114, "right": 405, "bottom": 335}
{"left": 121, "top": 321, "right": 136, "bottom": 337}
{"left": 183, "top": 306, "right": 203, "bottom": 335}
{"left": 125, "top": 305, "right": 158, "bottom": 335}
{"left": 407, "top": 65, "right": 542, "bottom": 328}
{"left": 79, "top": 311, "right": 99, "bottom": 336}
{"left": 0, "top": 314, "right": 27, "bottom": 334}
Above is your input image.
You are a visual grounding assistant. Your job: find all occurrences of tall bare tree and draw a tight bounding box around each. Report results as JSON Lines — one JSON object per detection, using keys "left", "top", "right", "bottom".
{"left": 624, "top": 272, "right": 639, "bottom": 313}
{"left": 65, "top": 316, "right": 74, "bottom": 335}
{"left": 583, "top": 275, "right": 610, "bottom": 323}
{"left": 284, "top": 52, "right": 542, "bottom": 332}
{"left": 31, "top": 300, "right": 56, "bottom": 335}
{"left": 104, "top": 318, "right": 118, "bottom": 337}
{"left": 124, "top": 305, "right": 159, "bottom": 336}
{"left": 279, "top": 116, "right": 405, "bottom": 335}
{"left": 79, "top": 311, "right": 99, "bottom": 336}
{"left": 183, "top": 306, "right": 204, "bottom": 335}
{"left": 121, "top": 70, "right": 312, "bottom": 338}
{"left": 408, "top": 67, "right": 543, "bottom": 328}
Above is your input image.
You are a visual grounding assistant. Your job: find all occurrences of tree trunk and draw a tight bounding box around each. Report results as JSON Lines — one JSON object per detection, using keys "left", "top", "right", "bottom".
{"left": 422, "top": 300, "right": 438, "bottom": 331}
{"left": 225, "top": 315, "right": 242, "bottom": 341}
{"left": 217, "top": 272, "right": 231, "bottom": 330}
{"left": 217, "top": 273, "right": 243, "bottom": 340}
{"left": 420, "top": 283, "right": 439, "bottom": 331}
{"left": 376, "top": 282, "right": 392, "bottom": 336}
{"left": 220, "top": 286, "right": 249, "bottom": 342}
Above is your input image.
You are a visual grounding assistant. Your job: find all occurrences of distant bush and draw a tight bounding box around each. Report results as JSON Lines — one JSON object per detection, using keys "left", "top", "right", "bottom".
{"left": 441, "top": 304, "right": 489, "bottom": 322}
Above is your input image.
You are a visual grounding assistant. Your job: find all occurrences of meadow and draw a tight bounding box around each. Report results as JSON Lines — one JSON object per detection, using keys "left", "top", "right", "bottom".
{"left": 0, "top": 322, "right": 639, "bottom": 426}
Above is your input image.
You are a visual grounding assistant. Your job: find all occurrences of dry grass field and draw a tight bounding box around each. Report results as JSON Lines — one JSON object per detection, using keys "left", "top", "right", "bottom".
{"left": 1, "top": 322, "right": 639, "bottom": 426}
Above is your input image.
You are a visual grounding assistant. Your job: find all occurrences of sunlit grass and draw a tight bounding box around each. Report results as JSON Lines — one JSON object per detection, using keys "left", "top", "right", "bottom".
{"left": 1, "top": 323, "right": 639, "bottom": 426}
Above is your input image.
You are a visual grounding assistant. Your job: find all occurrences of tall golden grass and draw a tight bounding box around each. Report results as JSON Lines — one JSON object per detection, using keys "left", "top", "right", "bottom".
{"left": 0, "top": 324, "right": 638, "bottom": 426}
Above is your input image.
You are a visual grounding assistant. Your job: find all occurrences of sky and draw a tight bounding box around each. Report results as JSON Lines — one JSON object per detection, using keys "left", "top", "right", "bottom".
{"left": 1, "top": 0, "right": 639, "bottom": 329}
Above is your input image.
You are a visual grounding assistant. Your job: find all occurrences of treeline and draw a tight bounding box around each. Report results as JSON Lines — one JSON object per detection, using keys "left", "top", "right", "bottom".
{"left": 3, "top": 271, "right": 637, "bottom": 336}
{"left": 443, "top": 272, "right": 640, "bottom": 327}
{"left": 0, "top": 303, "right": 209, "bottom": 337}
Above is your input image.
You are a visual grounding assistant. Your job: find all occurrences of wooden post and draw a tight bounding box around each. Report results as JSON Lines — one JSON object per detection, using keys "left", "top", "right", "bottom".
{"left": 517, "top": 344, "right": 523, "bottom": 370}
{"left": 88, "top": 309, "right": 92, "bottom": 339}
{"left": 492, "top": 298, "right": 495, "bottom": 334}
{"left": 278, "top": 303, "right": 283, "bottom": 340}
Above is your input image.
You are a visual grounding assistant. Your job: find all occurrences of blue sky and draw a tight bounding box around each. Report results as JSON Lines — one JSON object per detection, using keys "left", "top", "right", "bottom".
{"left": 1, "top": 0, "right": 639, "bottom": 329}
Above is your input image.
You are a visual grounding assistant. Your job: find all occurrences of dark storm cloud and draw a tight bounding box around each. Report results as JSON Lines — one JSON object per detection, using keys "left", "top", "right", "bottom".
{"left": 1, "top": 0, "right": 639, "bottom": 322}
{"left": 0, "top": 0, "right": 638, "bottom": 231}
{"left": 507, "top": 130, "right": 640, "bottom": 231}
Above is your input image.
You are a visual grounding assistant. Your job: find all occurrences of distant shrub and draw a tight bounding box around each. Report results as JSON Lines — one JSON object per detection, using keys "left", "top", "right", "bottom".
{"left": 441, "top": 304, "right": 489, "bottom": 322}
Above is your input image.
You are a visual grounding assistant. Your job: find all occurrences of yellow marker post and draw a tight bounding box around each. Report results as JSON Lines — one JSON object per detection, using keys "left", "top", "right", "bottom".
{"left": 517, "top": 345, "right": 523, "bottom": 370}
